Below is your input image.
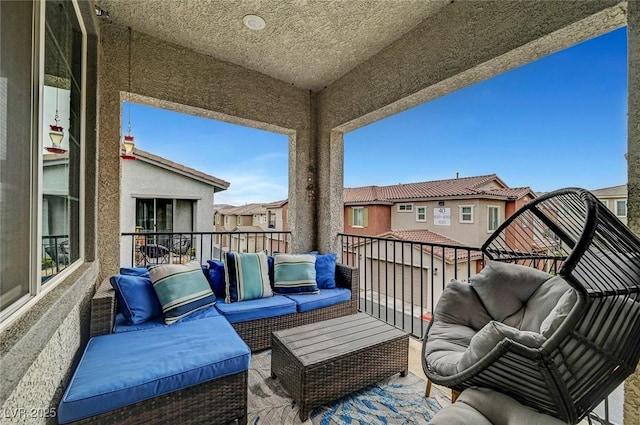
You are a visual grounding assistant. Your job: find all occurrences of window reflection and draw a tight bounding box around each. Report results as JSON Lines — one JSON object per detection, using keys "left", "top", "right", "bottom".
{"left": 41, "top": 1, "right": 81, "bottom": 282}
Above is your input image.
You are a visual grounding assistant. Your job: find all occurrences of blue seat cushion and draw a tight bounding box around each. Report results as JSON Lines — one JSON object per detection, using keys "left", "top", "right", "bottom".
{"left": 58, "top": 315, "right": 250, "bottom": 424}
{"left": 284, "top": 288, "right": 351, "bottom": 313}
{"left": 112, "top": 306, "right": 220, "bottom": 333}
{"left": 214, "top": 294, "right": 296, "bottom": 324}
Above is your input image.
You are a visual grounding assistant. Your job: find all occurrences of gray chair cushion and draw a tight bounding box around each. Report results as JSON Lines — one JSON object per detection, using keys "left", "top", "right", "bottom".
{"left": 457, "top": 321, "right": 546, "bottom": 372}
{"left": 424, "top": 321, "right": 477, "bottom": 376}
{"left": 470, "top": 261, "right": 552, "bottom": 321}
{"left": 520, "top": 275, "right": 573, "bottom": 332}
{"left": 433, "top": 279, "right": 492, "bottom": 330}
{"left": 429, "top": 387, "right": 567, "bottom": 425}
{"left": 540, "top": 287, "right": 577, "bottom": 338}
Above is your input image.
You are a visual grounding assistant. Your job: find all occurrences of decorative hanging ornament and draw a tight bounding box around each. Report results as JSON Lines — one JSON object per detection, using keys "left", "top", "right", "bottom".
{"left": 121, "top": 26, "right": 137, "bottom": 160}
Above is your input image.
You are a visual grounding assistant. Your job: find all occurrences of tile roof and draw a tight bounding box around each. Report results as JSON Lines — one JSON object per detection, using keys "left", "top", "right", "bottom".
{"left": 135, "top": 149, "right": 230, "bottom": 190}
{"left": 590, "top": 184, "right": 627, "bottom": 198}
{"left": 375, "top": 229, "right": 483, "bottom": 262}
{"left": 344, "top": 174, "right": 532, "bottom": 204}
{"left": 265, "top": 199, "right": 288, "bottom": 208}
{"left": 217, "top": 203, "right": 266, "bottom": 216}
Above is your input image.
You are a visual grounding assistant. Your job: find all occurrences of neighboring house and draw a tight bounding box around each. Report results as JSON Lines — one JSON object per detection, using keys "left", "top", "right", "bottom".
{"left": 591, "top": 184, "right": 628, "bottom": 225}
{"left": 214, "top": 202, "right": 288, "bottom": 254}
{"left": 120, "top": 149, "right": 229, "bottom": 264}
{"left": 344, "top": 174, "right": 536, "bottom": 249}
{"left": 349, "top": 229, "right": 483, "bottom": 317}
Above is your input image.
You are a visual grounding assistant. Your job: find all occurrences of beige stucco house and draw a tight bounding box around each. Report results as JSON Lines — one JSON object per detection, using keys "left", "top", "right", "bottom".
{"left": 2, "top": 1, "right": 640, "bottom": 423}
{"left": 592, "top": 184, "right": 628, "bottom": 225}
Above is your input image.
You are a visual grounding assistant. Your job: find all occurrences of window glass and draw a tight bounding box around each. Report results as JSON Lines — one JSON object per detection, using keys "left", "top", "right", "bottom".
{"left": 616, "top": 200, "right": 627, "bottom": 217}
{"left": 353, "top": 207, "right": 364, "bottom": 226}
{"left": 1, "top": 0, "right": 33, "bottom": 310}
{"left": 398, "top": 204, "right": 413, "bottom": 212}
{"left": 42, "top": 0, "right": 82, "bottom": 282}
{"left": 488, "top": 206, "right": 500, "bottom": 232}
{"left": 416, "top": 207, "right": 426, "bottom": 222}
{"left": 460, "top": 206, "right": 473, "bottom": 223}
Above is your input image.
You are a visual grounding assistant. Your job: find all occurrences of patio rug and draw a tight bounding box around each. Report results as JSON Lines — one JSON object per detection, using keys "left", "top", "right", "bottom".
{"left": 247, "top": 350, "right": 450, "bottom": 425}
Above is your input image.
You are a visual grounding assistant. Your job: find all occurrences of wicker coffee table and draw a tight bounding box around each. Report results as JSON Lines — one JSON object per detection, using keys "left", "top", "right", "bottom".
{"left": 271, "top": 312, "right": 409, "bottom": 421}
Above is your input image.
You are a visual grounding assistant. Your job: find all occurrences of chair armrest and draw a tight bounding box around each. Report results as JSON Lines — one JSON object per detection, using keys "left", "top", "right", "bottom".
{"left": 336, "top": 263, "right": 359, "bottom": 313}
{"left": 90, "top": 278, "right": 117, "bottom": 337}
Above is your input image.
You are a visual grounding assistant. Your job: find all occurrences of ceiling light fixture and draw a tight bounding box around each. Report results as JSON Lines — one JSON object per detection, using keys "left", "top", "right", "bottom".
{"left": 243, "top": 14, "right": 265, "bottom": 30}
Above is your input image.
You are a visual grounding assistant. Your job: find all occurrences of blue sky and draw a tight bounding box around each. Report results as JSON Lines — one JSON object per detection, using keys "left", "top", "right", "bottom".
{"left": 125, "top": 27, "right": 627, "bottom": 205}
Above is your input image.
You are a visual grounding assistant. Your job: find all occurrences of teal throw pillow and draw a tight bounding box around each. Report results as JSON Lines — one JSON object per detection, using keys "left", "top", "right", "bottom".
{"left": 224, "top": 252, "right": 272, "bottom": 303}
{"left": 149, "top": 261, "right": 216, "bottom": 324}
{"left": 274, "top": 254, "right": 319, "bottom": 295}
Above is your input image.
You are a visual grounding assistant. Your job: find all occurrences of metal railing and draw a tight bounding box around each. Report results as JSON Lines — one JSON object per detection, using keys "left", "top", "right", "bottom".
{"left": 120, "top": 231, "right": 291, "bottom": 267}
{"left": 42, "top": 234, "right": 69, "bottom": 282}
{"left": 339, "top": 233, "right": 484, "bottom": 339}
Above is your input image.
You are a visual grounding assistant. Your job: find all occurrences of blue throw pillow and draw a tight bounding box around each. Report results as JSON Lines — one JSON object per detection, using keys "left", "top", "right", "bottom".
{"left": 149, "top": 261, "right": 216, "bottom": 324}
{"left": 109, "top": 274, "right": 162, "bottom": 325}
{"left": 224, "top": 252, "right": 272, "bottom": 303}
{"left": 205, "top": 260, "right": 226, "bottom": 298}
{"left": 119, "top": 267, "right": 149, "bottom": 277}
{"left": 315, "top": 253, "right": 337, "bottom": 289}
{"left": 274, "top": 254, "right": 319, "bottom": 294}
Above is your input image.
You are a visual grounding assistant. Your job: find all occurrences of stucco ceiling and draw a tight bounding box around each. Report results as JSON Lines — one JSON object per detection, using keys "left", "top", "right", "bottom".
{"left": 96, "top": 0, "right": 452, "bottom": 91}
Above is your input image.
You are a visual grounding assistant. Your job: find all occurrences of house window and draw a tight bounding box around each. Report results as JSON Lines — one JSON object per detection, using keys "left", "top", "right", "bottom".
{"left": 416, "top": 207, "right": 426, "bottom": 222}
{"left": 600, "top": 199, "right": 608, "bottom": 209}
{"left": 459, "top": 206, "right": 474, "bottom": 223}
{"left": 236, "top": 216, "right": 242, "bottom": 226}
{"left": 224, "top": 216, "right": 229, "bottom": 225}
{"left": 397, "top": 204, "right": 413, "bottom": 212}
{"left": 268, "top": 212, "right": 276, "bottom": 228}
{"left": 488, "top": 206, "right": 500, "bottom": 232}
{"left": 215, "top": 214, "right": 220, "bottom": 225}
{"left": 2, "top": 0, "right": 86, "bottom": 318}
{"left": 352, "top": 207, "right": 368, "bottom": 227}
{"left": 616, "top": 200, "right": 627, "bottom": 217}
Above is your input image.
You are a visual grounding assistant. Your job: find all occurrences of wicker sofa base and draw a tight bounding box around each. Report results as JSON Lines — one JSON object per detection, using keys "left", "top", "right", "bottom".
{"left": 232, "top": 298, "right": 356, "bottom": 351}
{"left": 271, "top": 313, "right": 409, "bottom": 421}
{"left": 67, "top": 371, "right": 248, "bottom": 425}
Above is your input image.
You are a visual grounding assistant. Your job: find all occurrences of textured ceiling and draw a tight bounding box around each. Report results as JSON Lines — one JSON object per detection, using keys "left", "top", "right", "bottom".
{"left": 96, "top": 0, "right": 452, "bottom": 91}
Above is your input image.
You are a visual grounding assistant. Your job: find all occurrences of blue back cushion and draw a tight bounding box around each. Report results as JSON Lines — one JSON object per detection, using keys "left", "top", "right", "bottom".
{"left": 224, "top": 252, "right": 273, "bottom": 303}
{"left": 274, "top": 254, "right": 319, "bottom": 295}
{"left": 109, "top": 274, "right": 162, "bottom": 325}
{"left": 314, "top": 253, "right": 337, "bottom": 289}
{"left": 149, "top": 261, "right": 216, "bottom": 324}
{"left": 205, "top": 260, "right": 226, "bottom": 298}
{"left": 119, "top": 267, "right": 149, "bottom": 277}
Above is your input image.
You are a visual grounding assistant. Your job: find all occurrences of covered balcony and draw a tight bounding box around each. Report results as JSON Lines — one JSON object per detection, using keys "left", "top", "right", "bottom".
{"left": 2, "top": 0, "right": 640, "bottom": 424}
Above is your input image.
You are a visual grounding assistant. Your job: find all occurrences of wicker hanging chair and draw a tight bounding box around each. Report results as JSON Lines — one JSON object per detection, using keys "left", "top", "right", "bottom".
{"left": 421, "top": 187, "right": 640, "bottom": 423}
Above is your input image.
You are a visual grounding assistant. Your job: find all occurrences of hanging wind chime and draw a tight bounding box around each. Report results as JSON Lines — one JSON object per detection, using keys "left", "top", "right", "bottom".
{"left": 47, "top": 6, "right": 67, "bottom": 154}
{"left": 121, "top": 26, "right": 137, "bottom": 160}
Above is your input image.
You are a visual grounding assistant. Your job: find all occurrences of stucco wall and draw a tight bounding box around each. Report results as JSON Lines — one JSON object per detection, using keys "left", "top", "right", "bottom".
{"left": 343, "top": 204, "right": 391, "bottom": 236}
{"left": 0, "top": 262, "right": 98, "bottom": 425}
{"left": 98, "top": 22, "right": 315, "bottom": 277}
{"left": 388, "top": 199, "right": 505, "bottom": 248}
{"left": 626, "top": 1, "right": 640, "bottom": 423}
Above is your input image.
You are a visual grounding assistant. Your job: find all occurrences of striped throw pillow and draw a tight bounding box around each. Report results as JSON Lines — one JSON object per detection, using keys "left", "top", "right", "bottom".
{"left": 274, "top": 254, "right": 319, "bottom": 295}
{"left": 149, "top": 261, "right": 216, "bottom": 324}
{"left": 224, "top": 252, "right": 273, "bottom": 303}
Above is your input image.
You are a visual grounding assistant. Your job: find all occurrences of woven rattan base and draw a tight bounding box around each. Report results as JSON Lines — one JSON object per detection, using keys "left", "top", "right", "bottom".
{"left": 271, "top": 313, "right": 409, "bottom": 421}
{"left": 67, "top": 370, "right": 248, "bottom": 425}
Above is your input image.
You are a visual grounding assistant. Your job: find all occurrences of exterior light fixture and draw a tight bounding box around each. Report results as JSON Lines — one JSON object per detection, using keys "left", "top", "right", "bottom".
{"left": 121, "top": 27, "right": 137, "bottom": 160}
{"left": 47, "top": 6, "right": 67, "bottom": 154}
{"left": 243, "top": 14, "right": 265, "bottom": 30}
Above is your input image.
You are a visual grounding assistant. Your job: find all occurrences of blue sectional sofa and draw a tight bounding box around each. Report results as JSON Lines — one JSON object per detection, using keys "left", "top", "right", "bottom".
{"left": 58, "top": 259, "right": 359, "bottom": 424}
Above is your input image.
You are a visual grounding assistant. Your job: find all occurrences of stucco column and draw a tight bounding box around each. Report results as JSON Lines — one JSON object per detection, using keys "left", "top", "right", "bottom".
{"left": 626, "top": 1, "right": 640, "bottom": 423}
{"left": 97, "top": 24, "right": 128, "bottom": 279}
{"left": 318, "top": 130, "right": 344, "bottom": 255}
